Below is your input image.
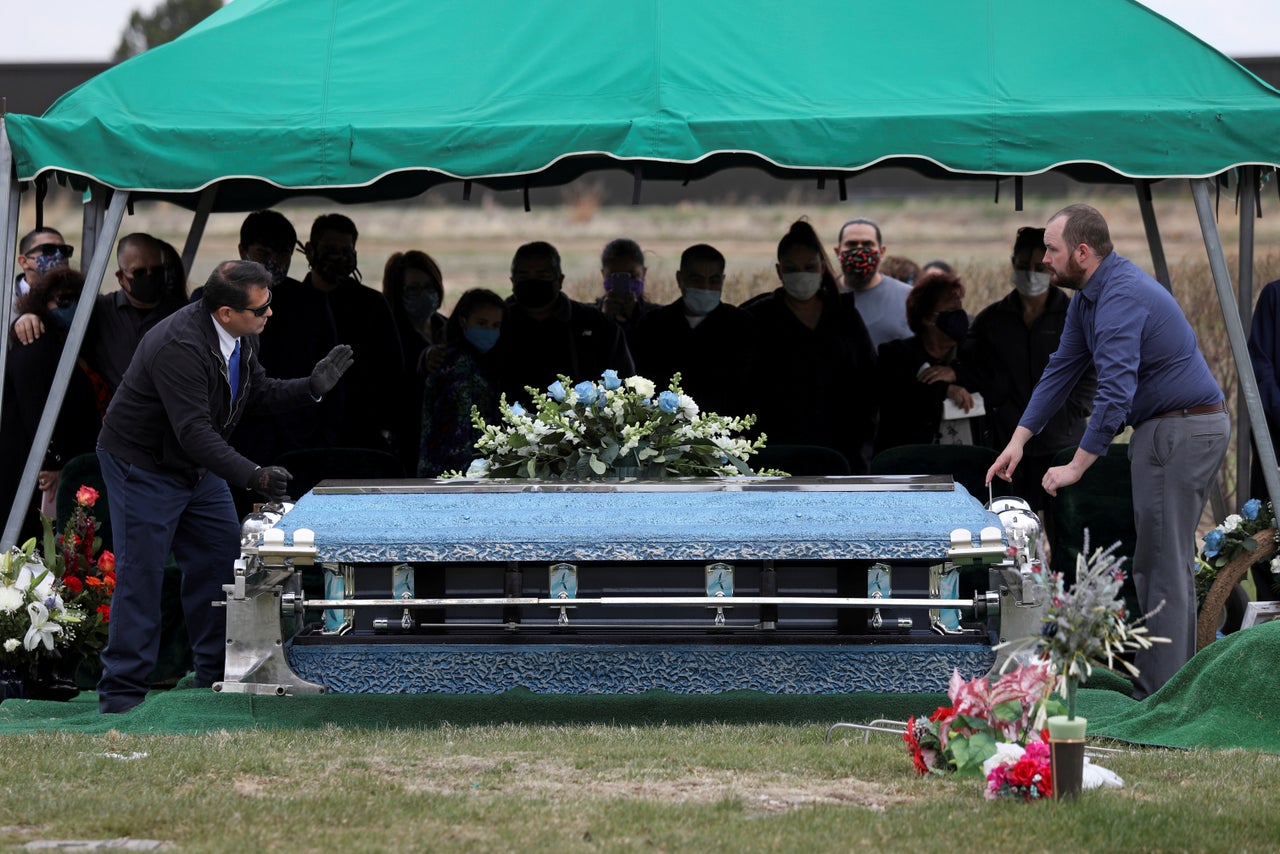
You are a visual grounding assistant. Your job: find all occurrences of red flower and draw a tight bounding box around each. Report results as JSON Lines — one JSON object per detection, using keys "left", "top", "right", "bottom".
{"left": 76, "top": 485, "right": 99, "bottom": 507}
{"left": 85, "top": 576, "right": 103, "bottom": 588}
{"left": 62, "top": 575, "right": 84, "bottom": 594}
{"left": 97, "top": 550, "right": 116, "bottom": 572}
{"left": 97, "top": 603, "right": 111, "bottom": 621}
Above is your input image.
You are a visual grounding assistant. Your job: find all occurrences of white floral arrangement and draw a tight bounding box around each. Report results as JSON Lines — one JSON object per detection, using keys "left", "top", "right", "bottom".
{"left": 1, "top": 539, "right": 83, "bottom": 669}
{"left": 462, "top": 370, "right": 772, "bottom": 480}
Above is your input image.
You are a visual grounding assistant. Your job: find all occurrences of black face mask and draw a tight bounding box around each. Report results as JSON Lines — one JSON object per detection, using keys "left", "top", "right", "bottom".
{"left": 126, "top": 270, "right": 165, "bottom": 304}
{"left": 934, "top": 309, "right": 970, "bottom": 342}
{"left": 512, "top": 278, "right": 558, "bottom": 309}
{"left": 312, "top": 250, "right": 358, "bottom": 282}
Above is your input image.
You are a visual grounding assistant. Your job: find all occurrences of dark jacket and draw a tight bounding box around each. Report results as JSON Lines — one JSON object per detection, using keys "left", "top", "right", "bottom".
{"left": 873, "top": 335, "right": 971, "bottom": 454}
{"left": 497, "top": 293, "right": 634, "bottom": 405}
{"left": 98, "top": 302, "right": 314, "bottom": 488}
{"left": 631, "top": 298, "right": 759, "bottom": 418}
{"left": 230, "top": 275, "right": 341, "bottom": 463}
{"left": 83, "top": 289, "right": 187, "bottom": 392}
{"left": 745, "top": 288, "right": 877, "bottom": 473}
{"left": 960, "top": 287, "right": 1095, "bottom": 456}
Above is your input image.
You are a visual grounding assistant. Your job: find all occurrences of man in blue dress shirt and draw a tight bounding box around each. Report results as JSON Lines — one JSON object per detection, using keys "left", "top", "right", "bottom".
{"left": 987, "top": 204, "right": 1229, "bottom": 700}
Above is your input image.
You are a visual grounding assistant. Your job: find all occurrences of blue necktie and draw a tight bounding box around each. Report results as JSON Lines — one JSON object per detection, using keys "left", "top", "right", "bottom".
{"left": 229, "top": 339, "right": 241, "bottom": 403}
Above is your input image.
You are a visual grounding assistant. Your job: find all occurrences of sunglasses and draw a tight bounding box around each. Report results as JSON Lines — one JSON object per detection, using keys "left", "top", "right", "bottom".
{"left": 125, "top": 265, "right": 166, "bottom": 280}
{"left": 238, "top": 292, "right": 273, "bottom": 317}
{"left": 27, "top": 243, "right": 74, "bottom": 259}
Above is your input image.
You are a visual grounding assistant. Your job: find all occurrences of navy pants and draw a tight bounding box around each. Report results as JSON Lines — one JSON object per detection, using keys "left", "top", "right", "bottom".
{"left": 97, "top": 447, "right": 240, "bottom": 713}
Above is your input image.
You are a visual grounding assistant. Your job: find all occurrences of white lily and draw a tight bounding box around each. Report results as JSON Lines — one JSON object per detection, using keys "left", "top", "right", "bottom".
{"left": 23, "top": 600, "right": 62, "bottom": 652}
{"left": 15, "top": 559, "right": 55, "bottom": 599}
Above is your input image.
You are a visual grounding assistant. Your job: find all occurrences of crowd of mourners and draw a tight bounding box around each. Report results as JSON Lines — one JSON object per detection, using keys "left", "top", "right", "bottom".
{"left": 3, "top": 210, "right": 1096, "bottom": 540}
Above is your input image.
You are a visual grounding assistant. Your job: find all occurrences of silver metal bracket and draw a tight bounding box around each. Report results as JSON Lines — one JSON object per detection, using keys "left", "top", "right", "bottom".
{"left": 215, "top": 527, "right": 325, "bottom": 696}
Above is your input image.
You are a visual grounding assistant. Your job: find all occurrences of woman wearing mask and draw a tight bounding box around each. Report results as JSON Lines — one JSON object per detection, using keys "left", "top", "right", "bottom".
{"left": 384, "top": 250, "right": 447, "bottom": 471}
{"left": 1, "top": 268, "right": 103, "bottom": 540}
{"left": 418, "top": 288, "right": 506, "bottom": 477}
{"left": 961, "top": 226, "right": 1095, "bottom": 513}
{"left": 873, "top": 270, "right": 978, "bottom": 455}
{"left": 744, "top": 220, "right": 877, "bottom": 474}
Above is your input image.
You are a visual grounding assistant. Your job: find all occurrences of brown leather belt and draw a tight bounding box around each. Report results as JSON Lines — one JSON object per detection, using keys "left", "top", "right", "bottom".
{"left": 1152, "top": 400, "right": 1226, "bottom": 419}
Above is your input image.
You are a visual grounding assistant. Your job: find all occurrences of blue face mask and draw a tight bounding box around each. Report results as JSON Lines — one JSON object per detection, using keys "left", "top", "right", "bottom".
{"left": 681, "top": 287, "right": 721, "bottom": 316}
{"left": 464, "top": 325, "right": 500, "bottom": 353}
{"left": 49, "top": 303, "right": 78, "bottom": 329}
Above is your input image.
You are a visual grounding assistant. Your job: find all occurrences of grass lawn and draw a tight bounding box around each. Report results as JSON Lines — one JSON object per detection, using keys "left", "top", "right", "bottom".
{"left": 1, "top": 723, "right": 1278, "bottom": 852}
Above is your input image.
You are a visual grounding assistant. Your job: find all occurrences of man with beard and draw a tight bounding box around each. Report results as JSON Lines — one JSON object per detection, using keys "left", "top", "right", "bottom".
{"left": 987, "top": 204, "right": 1229, "bottom": 700}
{"left": 834, "top": 217, "right": 912, "bottom": 349}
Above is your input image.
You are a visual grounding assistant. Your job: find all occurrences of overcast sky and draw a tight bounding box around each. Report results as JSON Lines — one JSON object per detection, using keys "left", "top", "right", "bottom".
{"left": 7, "top": 0, "right": 1280, "bottom": 61}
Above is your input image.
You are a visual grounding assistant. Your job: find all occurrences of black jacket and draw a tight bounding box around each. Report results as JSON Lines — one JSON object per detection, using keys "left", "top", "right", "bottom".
{"left": 631, "top": 298, "right": 760, "bottom": 419}
{"left": 496, "top": 293, "right": 634, "bottom": 404}
{"left": 745, "top": 288, "right": 877, "bottom": 473}
{"left": 98, "top": 302, "right": 314, "bottom": 488}
{"left": 960, "top": 287, "right": 1095, "bottom": 456}
{"left": 873, "top": 335, "right": 962, "bottom": 454}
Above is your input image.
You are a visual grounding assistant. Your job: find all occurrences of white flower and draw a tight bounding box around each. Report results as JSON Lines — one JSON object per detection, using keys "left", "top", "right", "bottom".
{"left": 1271, "top": 555, "right": 1280, "bottom": 575}
{"left": 464, "top": 459, "right": 490, "bottom": 478}
{"left": 15, "top": 560, "right": 54, "bottom": 599}
{"left": 624, "top": 376, "right": 655, "bottom": 398}
{"left": 23, "top": 601, "right": 62, "bottom": 651}
{"left": 3, "top": 638, "right": 19, "bottom": 653}
{"left": 677, "top": 394, "right": 699, "bottom": 420}
{"left": 1222, "top": 514, "right": 1243, "bottom": 533}
{"left": 0, "top": 584, "right": 23, "bottom": 613}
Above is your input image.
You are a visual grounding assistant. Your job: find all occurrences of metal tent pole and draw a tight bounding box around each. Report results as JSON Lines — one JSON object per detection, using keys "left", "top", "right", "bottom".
{"left": 2, "top": 188, "right": 130, "bottom": 549}
{"left": 0, "top": 118, "right": 19, "bottom": 432}
{"left": 1135, "top": 179, "right": 1173, "bottom": 291}
{"left": 1190, "top": 177, "right": 1280, "bottom": 515}
{"left": 1237, "top": 167, "right": 1258, "bottom": 505}
{"left": 180, "top": 185, "right": 218, "bottom": 276}
{"left": 81, "top": 182, "right": 105, "bottom": 275}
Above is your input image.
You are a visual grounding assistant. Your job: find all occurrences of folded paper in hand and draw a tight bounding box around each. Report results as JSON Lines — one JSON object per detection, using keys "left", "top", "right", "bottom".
{"left": 943, "top": 392, "right": 985, "bottom": 421}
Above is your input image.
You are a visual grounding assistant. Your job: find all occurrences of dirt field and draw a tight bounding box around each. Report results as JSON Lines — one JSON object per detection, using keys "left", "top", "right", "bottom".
{"left": 23, "top": 181, "right": 1280, "bottom": 314}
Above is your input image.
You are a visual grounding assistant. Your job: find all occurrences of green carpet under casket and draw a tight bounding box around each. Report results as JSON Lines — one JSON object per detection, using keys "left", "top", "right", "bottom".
{"left": 2, "top": 622, "right": 1278, "bottom": 753}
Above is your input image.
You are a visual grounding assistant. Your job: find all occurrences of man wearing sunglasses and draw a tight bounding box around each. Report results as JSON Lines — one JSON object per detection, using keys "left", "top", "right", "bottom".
{"left": 12, "top": 233, "right": 188, "bottom": 395}
{"left": 13, "top": 227, "right": 74, "bottom": 314}
{"left": 95, "top": 259, "right": 354, "bottom": 714}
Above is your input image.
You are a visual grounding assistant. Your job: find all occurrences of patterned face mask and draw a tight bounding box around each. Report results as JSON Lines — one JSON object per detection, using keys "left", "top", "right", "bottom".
{"left": 839, "top": 246, "right": 881, "bottom": 282}
{"left": 34, "top": 252, "right": 70, "bottom": 275}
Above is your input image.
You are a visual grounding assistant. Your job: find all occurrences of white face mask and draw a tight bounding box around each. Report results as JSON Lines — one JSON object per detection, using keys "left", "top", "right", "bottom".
{"left": 1012, "top": 269, "right": 1051, "bottom": 298}
{"left": 781, "top": 271, "right": 822, "bottom": 300}
{"left": 681, "top": 287, "right": 721, "bottom": 316}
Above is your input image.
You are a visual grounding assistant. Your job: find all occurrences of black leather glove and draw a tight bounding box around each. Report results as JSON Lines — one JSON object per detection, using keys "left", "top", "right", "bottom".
{"left": 248, "top": 465, "right": 293, "bottom": 501}
{"left": 310, "top": 344, "right": 355, "bottom": 397}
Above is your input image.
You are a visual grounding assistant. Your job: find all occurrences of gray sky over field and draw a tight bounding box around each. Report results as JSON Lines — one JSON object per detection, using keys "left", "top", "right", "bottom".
{"left": 7, "top": 0, "right": 1280, "bottom": 62}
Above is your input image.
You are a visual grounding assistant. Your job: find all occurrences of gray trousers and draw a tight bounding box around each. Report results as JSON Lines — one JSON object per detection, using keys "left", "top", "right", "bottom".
{"left": 1128, "top": 410, "right": 1230, "bottom": 699}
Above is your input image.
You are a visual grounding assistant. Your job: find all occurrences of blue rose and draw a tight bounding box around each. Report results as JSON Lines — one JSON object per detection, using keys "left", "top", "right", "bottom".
{"left": 1242, "top": 498, "right": 1262, "bottom": 521}
{"left": 509, "top": 402, "right": 525, "bottom": 417}
{"left": 547, "top": 381, "right": 567, "bottom": 402}
{"left": 1203, "top": 529, "right": 1226, "bottom": 558}
{"left": 657, "top": 391, "right": 680, "bottom": 413}
{"left": 601, "top": 369, "right": 622, "bottom": 391}
{"left": 574, "top": 381, "right": 599, "bottom": 404}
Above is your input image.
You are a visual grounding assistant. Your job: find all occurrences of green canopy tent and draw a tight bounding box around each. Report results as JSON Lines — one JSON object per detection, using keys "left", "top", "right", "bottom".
{"left": 4, "top": 0, "right": 1280, "bottom": 543}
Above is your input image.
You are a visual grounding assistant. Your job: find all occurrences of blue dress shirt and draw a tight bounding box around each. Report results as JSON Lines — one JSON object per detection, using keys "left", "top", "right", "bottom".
{"left": 1019, "top": 252, "right": 1222, "bottom": 456}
